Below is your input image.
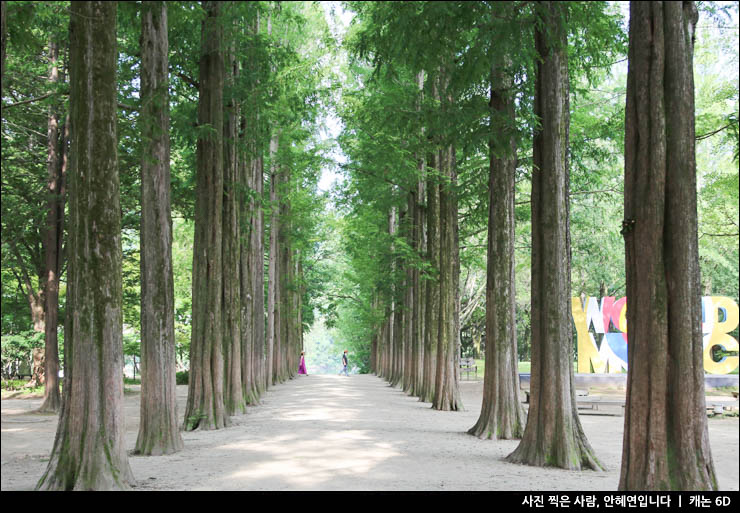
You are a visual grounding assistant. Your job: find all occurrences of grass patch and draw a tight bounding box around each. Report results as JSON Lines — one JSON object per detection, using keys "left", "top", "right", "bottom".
{"left": 463, "top": 360, "right": 532, "bottom": 380}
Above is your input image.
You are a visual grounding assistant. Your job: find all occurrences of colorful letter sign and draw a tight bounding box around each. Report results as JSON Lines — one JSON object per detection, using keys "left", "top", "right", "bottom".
{"left": 572, "top": 296, "right": 739, "bottom": 374}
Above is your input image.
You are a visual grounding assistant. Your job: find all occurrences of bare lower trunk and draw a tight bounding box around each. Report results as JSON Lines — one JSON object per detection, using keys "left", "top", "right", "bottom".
{"left": 420, "top": 154, "right": 439, "bottom": 404}
{"left": 184, "top": 1, "right": 229, "bottom": 431}
{"left": 267, "top": 132, "right": 279, "bottom": 388}
{"left": 433, "top": 141, "right": 462, "bottom": 412}
{"left": 37, "top": 37, "right": 64, "bottom": 412}
{"left": 619, "top": 1, "right": 716, "bottom": 490}
{"left": 469, "top": 59, "right": 525, "bottom": 439}
{"left": 431, "top": 65, "right": 462, "bottom": 411}
{"left": 222, "top": 36, "right": 245, "bottom": 416}
{"left": 135, "top": 1, "right": 183, "bottom": 456}
{"left": 252, "top": 154, "right": 266, "bottom": 398}
{"left": 507, "top": 2, "right": 600, "bottom": 470}
{"left": 239, "top": 132, "right": 256, "bottom": 405}
{"left": 37, "top": 2, "right": 134, "bottom": 489}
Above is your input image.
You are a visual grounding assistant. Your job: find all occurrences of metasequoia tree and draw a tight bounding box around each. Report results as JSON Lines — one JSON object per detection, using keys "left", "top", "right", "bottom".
{"left": 432, "top": 68, "right": 462, "bottom": 412}
{"left": 37, "top": 0, "right": 135, "bottom": 489}
{"left": 419, "top": 152, "right": 439, "bottom": 403}
{"left": 135, "top": 0, "right": 183, "bottom": 455}
{"left": 469, "top": 56, "right": 525, "bottom": 439}
{"left": 506, "top": 2, "right": 600, "bottom": 470}
{"left": 37, "top": 34, "right": 67, "bottom": 413}
{"left": 619, "top": 0, "right": 717, "bottom": 490}
{"left": 184, "top": 0, "right": 229, "bottom": 431}
{"left": 266, "top": 129, "right": 280, "bottom": 387}
{"left": 239, "top": 10, "right": 265, "bottom": 405}
{"left": 222, "top": 11, "right": 246, "bottom": 416}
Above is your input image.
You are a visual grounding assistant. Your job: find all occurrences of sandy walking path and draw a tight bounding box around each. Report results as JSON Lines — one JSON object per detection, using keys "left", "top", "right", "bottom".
{"left": 1, "top": 374, "right": 738, "bottom": 491}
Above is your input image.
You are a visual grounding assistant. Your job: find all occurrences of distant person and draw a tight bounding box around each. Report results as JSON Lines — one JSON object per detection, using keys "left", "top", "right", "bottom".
{"left": 340, "top": 350, "right": 349, "bottom": 376}
{"left": 298, "top": 351, "right": 308, "bottom": 376}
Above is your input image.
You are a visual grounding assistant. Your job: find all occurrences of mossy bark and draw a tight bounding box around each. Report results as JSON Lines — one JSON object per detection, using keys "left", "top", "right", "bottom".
{"left": 222, "top": 34, "right": 245, "bottom": 416}
{"left": 507, "top": 2, "right": 600, "bottom": 470}
{"left": 432, "top": 66, "right": 462, "bottom": 412}
{"left": 184, "top": 1, "right": 229, "bottom": 432}
{"left": 135, "top": 1, "right": 184, "bottom": 455}
{"left": 619, "top": 1, "right": 716, "bottom": 490}
{"left": 36, "top": 1, "right": 134, "bottom": 489}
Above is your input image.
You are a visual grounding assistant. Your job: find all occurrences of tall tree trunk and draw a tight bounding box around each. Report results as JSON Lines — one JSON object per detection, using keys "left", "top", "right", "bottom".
{"left": 242, "top": 11, "right": 264, "bottom": 403}
{"left": 619, "top": 1, "right": 716, "bottom": 490}
{"left": 267, "top": 131, "right": 280, "bottom": 387}
{"left": 469, "top": 58, "right": 525, "bottom": 439}
{"left": 253, "top": 153, "right": 266, "bottom": 396}
{"left": 432, "top": 67, "right": 462, "bottom": 411}
{"left": 222, "top": 29, "right": 245, "bottom": 416}
{"left": 135, "top": 1, "right": 183, "bottom": 455}
{"left": 239, "top": 117, "right": 256, "bottom": 405}
{"left": 278, "top": 172, "right": 291, "bottom": 383}
{"left": 433, "top": 142, "right": 462, "bottom": 411}
{"left": 390, "top": 206, "right": 405, "bottom": 388}
{"left": 38, "top": 42, "right": 67, "bottom": 411}
{"left": 184, "top": 0, "right": 229, "bottom": 431}
{"left": 420, "top": 151, "right": 439, "bottom": 404}
{"left": 507, "top": 2, "right": 600, "bottom": 470}
{"left": 36, "top": 1, "right": 134, "bottom": 489}
{"left": 403, "top": 191, "right": 415, "bottom": 394}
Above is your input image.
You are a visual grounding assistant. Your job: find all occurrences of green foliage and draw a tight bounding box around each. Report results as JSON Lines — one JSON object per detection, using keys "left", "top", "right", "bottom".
{"left": 1, "top": 330, "right": 43, "bottom": 378}
{"left": 176, "top": 371, "right": 189, "bottom": 385}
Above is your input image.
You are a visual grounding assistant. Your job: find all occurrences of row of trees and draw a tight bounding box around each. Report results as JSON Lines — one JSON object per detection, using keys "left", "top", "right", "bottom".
{"left": 2, "top": 1, "right": 331, "bottom": 490}
{"left": 332, "top": 1, "right": 734, "bottom": 489}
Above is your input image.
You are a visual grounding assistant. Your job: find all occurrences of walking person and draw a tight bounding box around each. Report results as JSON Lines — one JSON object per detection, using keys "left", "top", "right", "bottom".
{"left": 298, "top": 351, "right": 308, "bottom": 376}
{"left": 340, "top": 350, "right": 349, "bottom": 376}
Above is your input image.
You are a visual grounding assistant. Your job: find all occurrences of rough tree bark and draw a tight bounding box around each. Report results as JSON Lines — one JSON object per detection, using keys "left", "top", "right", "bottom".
{"left": 222, "top": 28, "right": 245, "bottom": 416}
{"left": 420, "top": 152, "right": 439, "bottom": 404}
{"left": 403, "top": 190, "right": 415, "bottom": 394}
{"left": 36, "top": 1, "right": 135, "bottom": 489}
{"left": 184, "top": 0, "right": 229, "bottom": 431}
{"left": 619, "top": 1, "right": 717, "bottom": 490}
{"left": 432, "top": 67, "right": 462, "bottom": 412}
{"left": 37, "top": 37, "right": 67, "bottom": 412}
{"left": 241, "top": 11, "right": 264, "bottom": 403}
{"left": 278, "top": 170, "right": 292, "bottom": 383}
{"left": 390, "top": 206, "right": 406, "bottom": 388}
{"left": 469, "top": 58, "right": 525, "bottom": 439}
{"left": 267, "top": 131, "right": 280, "bottom": 387}
{"left": 239, "top": 111, "right": 257, "bottom": 405}
{"left": 252, "top": 153, "right": 266, "bottom": 397}
{"left": 135, "top": 1, "right": 184, "bottom": 455}
{"left": 506, "top": 2, "right": 600, "bottom": 470}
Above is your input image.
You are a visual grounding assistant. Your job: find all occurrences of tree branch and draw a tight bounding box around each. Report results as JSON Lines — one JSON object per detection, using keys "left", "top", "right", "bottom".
{"left": 699, "top": 231, "right": 739, "bottom": 238}
{"left": 9, "top": 240, "right": 39, "bottom": 302}
{"left": 696, "top": 123, "right": 731, "bottom": 141}
{"left": 3, "top": 92, "right": 55, "bottom": 109}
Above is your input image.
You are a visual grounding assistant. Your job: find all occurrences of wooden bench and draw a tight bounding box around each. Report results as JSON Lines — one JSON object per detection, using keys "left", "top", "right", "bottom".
{"left": 460, "top": 357, "right": 477, "bottom": 380}
{"left": 521, "top": 386, "right": 589, "bottom": 404}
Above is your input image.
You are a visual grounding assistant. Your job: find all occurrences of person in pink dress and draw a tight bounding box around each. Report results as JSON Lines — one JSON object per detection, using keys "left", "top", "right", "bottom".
{"left": 298, "top": 351, "right": 308, "bottom": 375}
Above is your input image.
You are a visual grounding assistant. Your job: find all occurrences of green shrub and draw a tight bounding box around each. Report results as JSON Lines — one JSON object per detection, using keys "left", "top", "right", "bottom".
{"left": 1, "top": 379, "right": 28, "bottom": 391}
{"left": 1, "top": 331, "right": 44, "bottom": 378}
{"left": 176, "top": 370, "right": 189, "bottom": 385}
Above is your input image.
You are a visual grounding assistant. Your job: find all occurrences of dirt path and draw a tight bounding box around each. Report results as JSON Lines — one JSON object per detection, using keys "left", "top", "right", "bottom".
{"left": 1, "top": 374, "right": 738, "bottom": 491}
